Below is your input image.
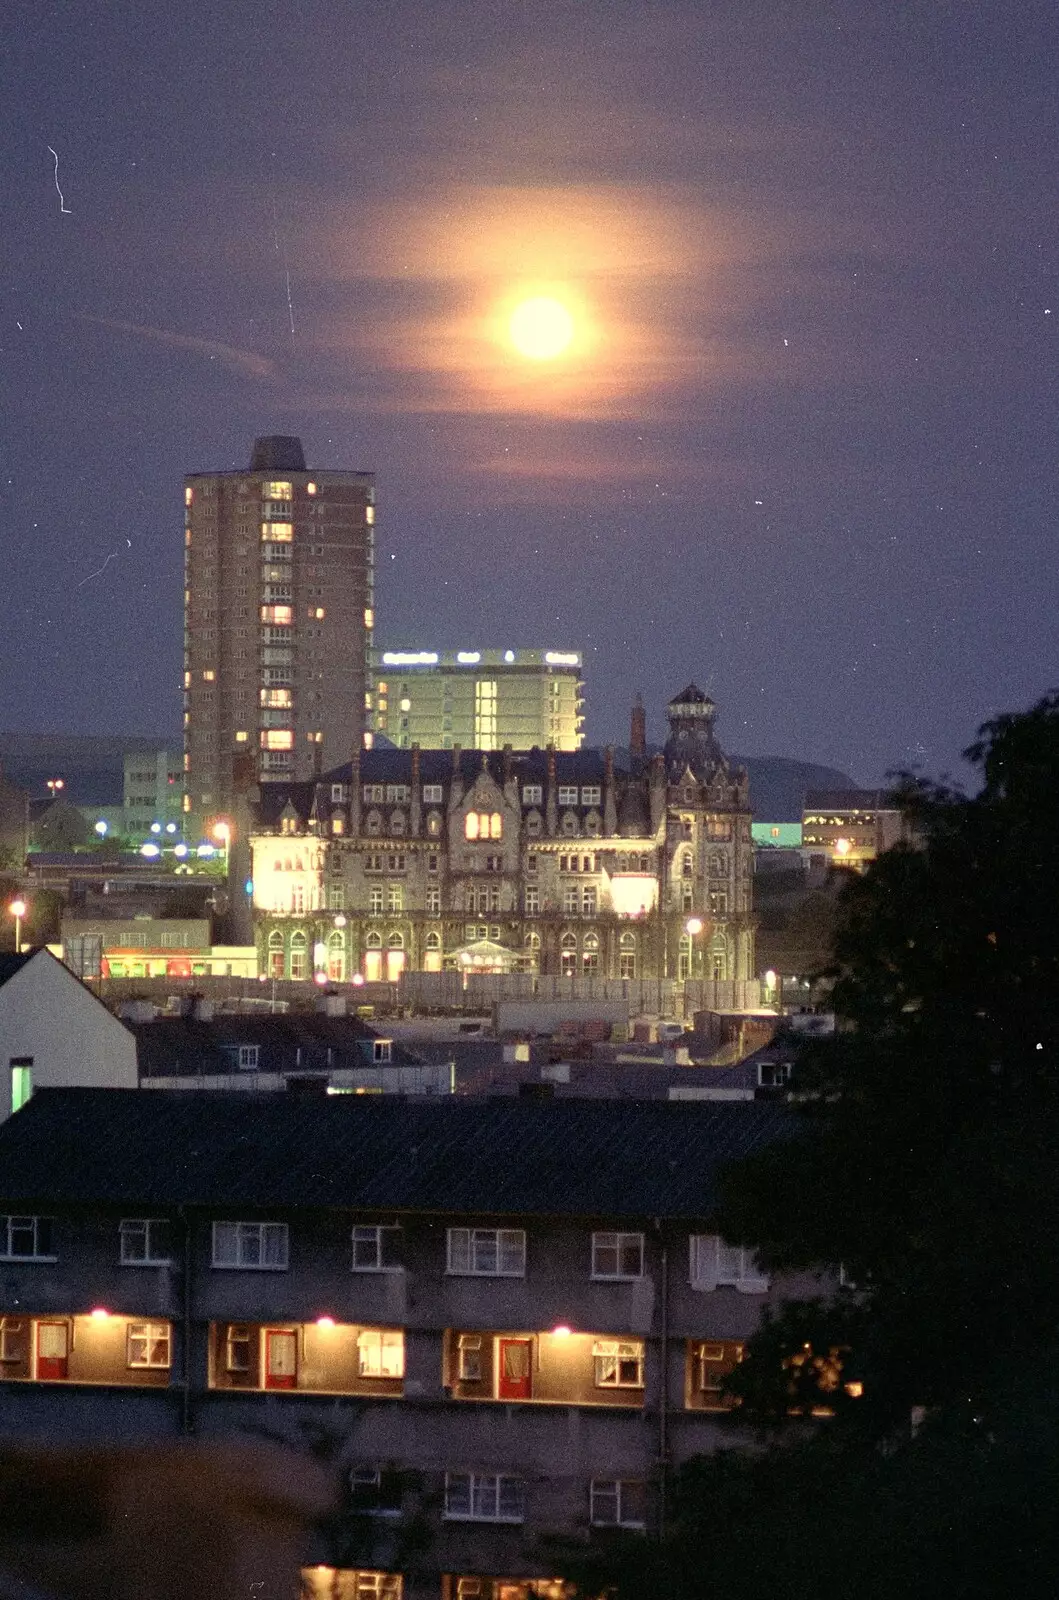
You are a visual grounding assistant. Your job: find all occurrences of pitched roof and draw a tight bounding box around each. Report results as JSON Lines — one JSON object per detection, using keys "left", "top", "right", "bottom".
{"left": 0, "top": 1089, "right": 794, "bottom": 1220}
{"left": 131, "top": 1013, "right": 419, "bottom": 1078}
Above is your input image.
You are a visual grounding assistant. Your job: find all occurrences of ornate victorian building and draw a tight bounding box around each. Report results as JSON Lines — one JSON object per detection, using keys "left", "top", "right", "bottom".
{"left": 247, "top": 687, "right": 755, "bottom": 989}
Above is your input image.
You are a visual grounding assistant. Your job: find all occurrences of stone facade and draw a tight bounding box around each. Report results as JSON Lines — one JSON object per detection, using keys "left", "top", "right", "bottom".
{"left": 248, "top": 688, "right": 755, "bottom": 991}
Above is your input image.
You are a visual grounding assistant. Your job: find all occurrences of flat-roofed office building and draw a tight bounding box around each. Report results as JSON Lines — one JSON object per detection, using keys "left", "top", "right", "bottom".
{"left": 371, "top": 648, "right": 584, "bottom": 751}
{"left": 184, "top": 436, "right": 375, "bottom": 826}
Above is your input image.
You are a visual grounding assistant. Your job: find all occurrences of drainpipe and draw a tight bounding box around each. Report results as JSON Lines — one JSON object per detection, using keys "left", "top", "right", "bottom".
{"left": 179, "top": 1205, "right": 194, "bottom": 1435}
{"left": 655, "top": 1221, "right": 670, "bottom": 1536}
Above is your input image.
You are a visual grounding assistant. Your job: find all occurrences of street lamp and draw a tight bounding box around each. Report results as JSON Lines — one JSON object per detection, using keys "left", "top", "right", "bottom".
{"left": 9, "top": 899, "right": 26, "bottom": 953}
{"left": 212, "top": 820, "right": 231, "bottom": 875}
{"left": 684, "top": 916, "right": 704, "bottom": 980}
{"left": 46, "top": 778, "right": 64, "bottom": 801}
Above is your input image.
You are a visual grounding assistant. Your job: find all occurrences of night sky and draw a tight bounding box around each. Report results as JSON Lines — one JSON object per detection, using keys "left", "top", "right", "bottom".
{"left": 4, "top": 1, "right": 1056, "bottom": 784}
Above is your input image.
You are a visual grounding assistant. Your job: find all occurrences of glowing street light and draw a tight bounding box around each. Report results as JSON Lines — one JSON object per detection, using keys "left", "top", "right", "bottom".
{"left": 94, "top": 820, "right": 108, "bottom": 839}
{"left": 45, "top": 778, "right": 64, "bottom": 800}
{"left": 8, "top": 899, "right": 26, "bottom": 953}
{"left": 212, "top": 820, "right": 232, "bottom": 876}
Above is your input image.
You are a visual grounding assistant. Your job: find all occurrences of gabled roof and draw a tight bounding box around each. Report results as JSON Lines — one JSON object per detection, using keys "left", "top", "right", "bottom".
{"left": 0, "top": 1089, "right": 794, "bottom": 1220}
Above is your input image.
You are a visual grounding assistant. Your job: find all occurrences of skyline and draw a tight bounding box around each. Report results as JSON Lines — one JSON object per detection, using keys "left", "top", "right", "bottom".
{"left": 4, "top": 1, "right": 1057, "bottom": 785}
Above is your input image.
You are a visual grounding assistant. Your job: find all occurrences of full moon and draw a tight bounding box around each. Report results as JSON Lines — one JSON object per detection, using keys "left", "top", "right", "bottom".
{"left": 508, "top": 295, "right": 576, "bottom": 361}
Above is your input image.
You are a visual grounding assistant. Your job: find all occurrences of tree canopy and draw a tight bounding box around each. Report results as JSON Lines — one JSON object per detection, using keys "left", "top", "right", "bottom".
{"left": 562, "top": 694, "right": 1059, "bottom": 1599}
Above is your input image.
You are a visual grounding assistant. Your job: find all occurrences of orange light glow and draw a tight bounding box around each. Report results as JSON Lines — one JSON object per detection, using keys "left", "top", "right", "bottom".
{"left": 508, "top": 295, "right": 576, "bottom": 361}
{"left": 315, "top": 1316, "right": 336, "bottom": 1329}
{"left": 552, "top": 1324, "right": 572, "bottom": 1337}
{"left": 89, "top": 1307, "right": 110, "bottom": 1321}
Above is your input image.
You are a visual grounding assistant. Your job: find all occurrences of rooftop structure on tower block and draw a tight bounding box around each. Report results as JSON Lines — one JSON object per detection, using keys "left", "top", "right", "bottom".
{"left": 371, "top": 647, "right": 584, "bottom": 751}
{"left": 246, "top": 686, "right": 757, "bottom": 1002}
{"left": 183, "top": 436, "right": 375, "bottom": 829}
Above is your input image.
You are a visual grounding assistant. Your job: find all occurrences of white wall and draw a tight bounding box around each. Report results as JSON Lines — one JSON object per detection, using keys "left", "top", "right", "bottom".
{"left": 0, "top": 952, "right": 138, "bottom": 1119}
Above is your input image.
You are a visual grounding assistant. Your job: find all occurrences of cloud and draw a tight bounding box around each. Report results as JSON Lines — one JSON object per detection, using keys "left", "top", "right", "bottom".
{"left": 79, "top": 315, "right": 277, "bottom": 380}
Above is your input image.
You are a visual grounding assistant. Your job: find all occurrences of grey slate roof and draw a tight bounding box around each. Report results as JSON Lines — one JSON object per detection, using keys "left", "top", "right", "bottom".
{"left": 132, "top": 1014, "right": 420, "bottom": 1079}
{"left": 0, "top": 1089, "right": 794, "bottom": 1221}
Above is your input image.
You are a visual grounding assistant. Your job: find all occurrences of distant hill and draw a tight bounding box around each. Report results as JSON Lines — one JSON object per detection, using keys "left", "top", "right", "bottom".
{"left": 733, "top": 757, "right": 857, "bottom": 822}
{"left": 0, "top": 733, "right": 852, "bottom": 821}
{"left": 0, "top": 734, "right": 178, "bottom": 806}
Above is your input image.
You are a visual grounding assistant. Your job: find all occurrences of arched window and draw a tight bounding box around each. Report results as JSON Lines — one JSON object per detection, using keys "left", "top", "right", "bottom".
{"left": 710, "top": 932, "right": 729, "bottom": 981}
{"left": 365, "top": 930, "right": 383, "bottom": 949}
{"left": 681, "top": 852, "right": 693, "bottom": 880}
{"left": 387, "top": 931, "right": 404, "bottom": 949}
{"left": 365, "top": 809, "right": 382, "bottom": 836}
{"left": 618, "top": 930, "right": 637, "bottom": 980}
{"left": 390, "top": 810, "right": 406, "bottom": 835}
{"left": 583, "top": 932, "right": 600, "bottom": 951}
{"left": 582, "top": 930, "right": 600, "bottom": 972}
{"left": 326, "top": 929, "right": 345, "bottom": 982}
{"left": 267, "top": 930, "right": 283, "bottom": 949}
{"left": 620, "top": 931, "right": 637, "bottom": 948}
{"left": 585, "top": 810, "right": 601, "bottom": 837}
{"left": 524, "top": 931, "right": 541, "bottom": 950}
{"left": 331, "top": 814, "right": 345, "bottom": 836}
{"left": 426, "top": 931, "right": 441, "bottom": 950}
{"left": 560, "top": 930, "right": 577, "bottom": 977}
{"left": 289, "top": 930, "right": 308, "bottom": 982}
{"left": 426, "top": 811, "right": 442, "bottom": 837}
{"left": 560, "top": 932, "right": 578, "bottom": 950}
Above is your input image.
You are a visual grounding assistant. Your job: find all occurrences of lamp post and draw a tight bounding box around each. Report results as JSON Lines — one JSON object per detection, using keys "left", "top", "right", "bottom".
{"left": 684, "top": 916, "right": 703, "bottom": 979}
{"left": 212, "top": 820, "right": 231, "bottom": 876}
{"left": 9, "top": 899, "right": 26, "bottom": 954}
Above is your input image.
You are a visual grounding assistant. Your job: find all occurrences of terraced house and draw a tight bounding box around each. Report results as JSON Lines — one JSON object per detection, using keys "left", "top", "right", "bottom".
{"left": 248, "top": 686, "right": 757, "bottom": 1003}
{"left": 0, "top": 1088, "right": 817, "bottom": 1600}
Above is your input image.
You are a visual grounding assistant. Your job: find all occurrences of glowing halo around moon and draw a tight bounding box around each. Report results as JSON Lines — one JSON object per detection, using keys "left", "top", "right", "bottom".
{"left": 507, "top": 294, "right": 577, "bottom": 361}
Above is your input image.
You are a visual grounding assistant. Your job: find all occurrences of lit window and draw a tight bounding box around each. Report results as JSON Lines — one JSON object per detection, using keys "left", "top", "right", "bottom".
{"left": 364, "top": 608, "right": 374, "bottom": 629}
{"left": 464, "top": 812, "right": 502, "bottom": 841}
{"left": 357, "top": 1329, "right": 405, "bottom": 1378}
{"left": 260, "top": 605, "right": 293, "bottom": 625}
{"left": 263, "top": 481, "right": 292, "bottom": 499}
{"left": 446, "top": 1228, "right": 525, "bottom": 1277}
{"left": 261, "top": 730, "right": 294, "bottom": 750}
{"left": 127, "top": 1321, "right": 171, "bottom": 1369}
{"left": 592, "top": 1339, "right": 645, "bottom": 1389}
{"left": 211, "top": 1221, "right": 288, "bottom": 1270}
{"left": 591, "top": 1232, "right": 644, "bottom": 1280}
{"left": 457, "top": 1333, "right": 482, "bottom": 1381}
{"left": 235, "top": 731, "right": 249, "bottom": 743}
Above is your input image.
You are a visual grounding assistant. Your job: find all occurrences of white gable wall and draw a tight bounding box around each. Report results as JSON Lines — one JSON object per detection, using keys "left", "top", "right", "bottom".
{"left": 0, "top": 952, "right": 138, "bottom": 1119}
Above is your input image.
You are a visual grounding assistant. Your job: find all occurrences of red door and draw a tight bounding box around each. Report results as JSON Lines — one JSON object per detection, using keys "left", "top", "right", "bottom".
{"left": 36, "top": 1320, "right": 69, "bottom": 1381}
{"left": 497, "top": 1338, "right": 532, "bottom": 1400}
{"left": 264, "top": 1329, "right": 298, "bottom": 1390}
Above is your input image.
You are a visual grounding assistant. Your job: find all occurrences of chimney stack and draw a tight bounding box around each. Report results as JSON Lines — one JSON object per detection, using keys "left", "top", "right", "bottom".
{"left": 630, "top": 695, "right": 647, "bottom": 757}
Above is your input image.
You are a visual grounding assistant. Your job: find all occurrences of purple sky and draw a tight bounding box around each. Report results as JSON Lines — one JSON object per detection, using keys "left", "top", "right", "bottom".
{"left": 3, "top": 1, "right": 1056, "bottom": 783}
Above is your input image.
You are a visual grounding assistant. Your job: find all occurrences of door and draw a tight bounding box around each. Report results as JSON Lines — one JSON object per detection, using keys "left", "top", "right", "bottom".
{"left": 385, "top": 949, "right": 406, "bottom": 983}
{"left": 363, "top": 950, "right": 382, "bottom": 983}
{"left": 36, "top": 1320, "right": 69, "bottom": 1381}
{"left": 496, "top": 1337, "right": 532, "bottom": 1400}
{"left": 264, "top": 1328, "right": 298, "bottom": 1389}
